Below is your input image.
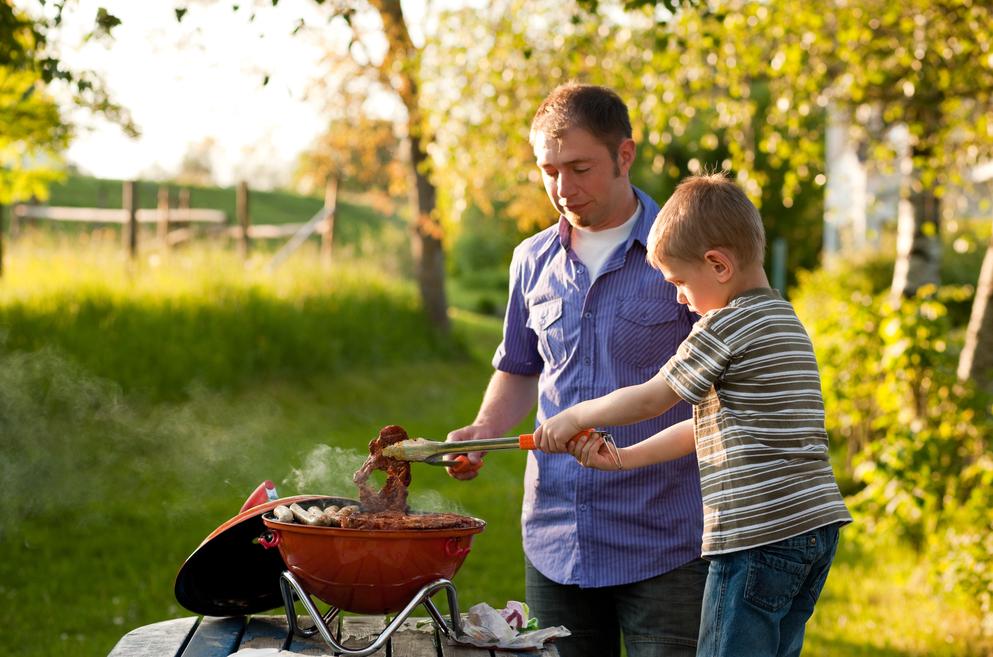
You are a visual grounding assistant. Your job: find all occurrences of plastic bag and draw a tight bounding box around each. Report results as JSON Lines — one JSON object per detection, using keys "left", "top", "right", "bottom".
{"left": 455, "top": 601, "right": 571, "bottom": 650}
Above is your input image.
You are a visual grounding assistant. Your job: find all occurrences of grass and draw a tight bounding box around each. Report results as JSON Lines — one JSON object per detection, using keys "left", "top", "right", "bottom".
{"left": 1, "top": 231, "right": 990, "bottom": 656}
{"left": 805, "top": 535, "right": 990, "bottom": 657}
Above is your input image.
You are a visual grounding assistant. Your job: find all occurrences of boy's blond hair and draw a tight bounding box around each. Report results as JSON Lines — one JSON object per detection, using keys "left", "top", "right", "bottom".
{"left": 647, "top": 173, "right": 766, "bottom": 268}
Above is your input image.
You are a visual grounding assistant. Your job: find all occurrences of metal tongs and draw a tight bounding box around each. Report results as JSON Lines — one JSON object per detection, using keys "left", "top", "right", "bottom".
{"left": 382, "top": 429, "right": 612, "bottom": 474}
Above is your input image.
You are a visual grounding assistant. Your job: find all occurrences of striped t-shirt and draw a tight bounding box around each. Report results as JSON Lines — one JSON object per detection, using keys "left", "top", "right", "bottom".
{"left": 660, "top": 288, "right": 851, "bottom": 555}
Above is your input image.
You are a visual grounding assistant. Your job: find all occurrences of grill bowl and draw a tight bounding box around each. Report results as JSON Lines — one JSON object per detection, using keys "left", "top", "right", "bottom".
{"left": 261, "top": 509, "right": 484, "bottom": 614}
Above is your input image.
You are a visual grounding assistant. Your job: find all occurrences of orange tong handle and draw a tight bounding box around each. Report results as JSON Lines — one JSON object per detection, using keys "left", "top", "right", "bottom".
{"left": 448, "top": 454, "right": 483, "bottom": 475}
{"left": 518, "top": 428, "right": 596, "bottom": 451}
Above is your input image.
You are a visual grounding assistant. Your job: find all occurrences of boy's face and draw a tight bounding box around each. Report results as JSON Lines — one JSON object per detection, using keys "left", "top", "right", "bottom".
{"left": 656, "top": 255, "right": 731, "bottom": 315}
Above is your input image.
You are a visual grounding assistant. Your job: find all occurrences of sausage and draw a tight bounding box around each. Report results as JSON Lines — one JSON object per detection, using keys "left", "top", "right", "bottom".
{"left": 320, "top": 505, "right": 341, "bottom": 527}
{"left": 289, "top": 503, "right": 325, "bottom": 526}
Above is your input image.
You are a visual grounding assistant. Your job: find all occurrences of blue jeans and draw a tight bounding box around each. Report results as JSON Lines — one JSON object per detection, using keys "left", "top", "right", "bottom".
{"left": 697, "top": 523, "right": 841, "bottom": 657}
{"left": 525, "top": 555, "right": 708, "bottom": 657}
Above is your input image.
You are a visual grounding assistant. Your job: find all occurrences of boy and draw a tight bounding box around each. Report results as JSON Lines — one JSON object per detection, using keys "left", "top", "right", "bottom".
{"left": 534, "top": 172, "right": 852, "bottom": 657}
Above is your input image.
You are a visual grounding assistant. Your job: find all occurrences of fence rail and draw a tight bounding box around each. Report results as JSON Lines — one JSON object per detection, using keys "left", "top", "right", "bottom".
{"left": 12, "top": 205, "right": 227, "bottom": 224}
{"left": 0, "top": 179, "right": 339, "bottom": 277}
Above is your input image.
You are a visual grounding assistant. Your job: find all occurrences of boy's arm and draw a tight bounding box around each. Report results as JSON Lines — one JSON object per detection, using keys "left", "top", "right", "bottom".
{"left": 535, "top": 369, "right": 682, "bottom": 452}
{"left": 571, "top": 418, "right": 695, "bottom": 470}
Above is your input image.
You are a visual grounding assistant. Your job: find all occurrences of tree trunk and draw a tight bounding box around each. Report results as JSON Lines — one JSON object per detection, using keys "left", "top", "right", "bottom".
{"left": 890, "top": 177, "right": 941, "bottom": 299}
{"left": 369, "top": 0, "right": 449, "bottom": 332}
{"left": 408, "top": 132, "right": 449, "bottom": 332}
{"left": 958, "top": 236, "right": 993, "bottom": 393}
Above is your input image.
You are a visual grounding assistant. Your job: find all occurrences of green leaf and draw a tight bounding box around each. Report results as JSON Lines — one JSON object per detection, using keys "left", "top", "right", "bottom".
{"left": 94, "top": 7, "right": 121, "bottom": 34}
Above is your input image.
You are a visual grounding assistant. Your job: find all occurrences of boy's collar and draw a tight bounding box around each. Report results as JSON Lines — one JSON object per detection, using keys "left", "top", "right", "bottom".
{"left": 729, "top": 287, "right": 782, "bottom": 305}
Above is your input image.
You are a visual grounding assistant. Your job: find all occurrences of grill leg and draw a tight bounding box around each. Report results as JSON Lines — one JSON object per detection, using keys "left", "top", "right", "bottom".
{"left": 277, "top": 571, "right": 465, "bottom": 657}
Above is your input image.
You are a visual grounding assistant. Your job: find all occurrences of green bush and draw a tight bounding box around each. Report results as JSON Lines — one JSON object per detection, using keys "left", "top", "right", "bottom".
{"left": 793, "top": 261, "right": 993, "bottom": 633}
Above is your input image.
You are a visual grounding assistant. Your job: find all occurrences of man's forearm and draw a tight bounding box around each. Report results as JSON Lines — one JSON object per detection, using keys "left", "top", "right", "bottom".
{"left": 472, "top": 370, "right": 539, "bottom": 435}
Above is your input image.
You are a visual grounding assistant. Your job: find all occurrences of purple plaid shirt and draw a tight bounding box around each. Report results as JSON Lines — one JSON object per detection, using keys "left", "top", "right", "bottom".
{"left": 494, "top": 186, "right": 703, "bottom": 587}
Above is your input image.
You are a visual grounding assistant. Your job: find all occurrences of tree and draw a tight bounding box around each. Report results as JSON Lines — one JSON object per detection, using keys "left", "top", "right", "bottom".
{"left": 237, "top": 0, "right": 451, "bottom": 330}
{"left": 0, "top": 59, "right": 67, "bottom": 204}
{"left": 625, "top": 0, "right": 993, "bottom": 384}
{"left": 958, "top": 238, "right": 993, "bottom": 393}
{"left": 623, "top": 0, "right": 992, "bottom": 295}
{"left": 421, "top": 0, "right": 824, "bottom": 280}
{"left": 0, "top": 2, "right": 134, "bottom": 203}
{"left": 364, "top": 0, "right": 449, "bottom": 332}
{"left": 296, "top": 116, "right": 403, "bottom": 198}
{"left": 1, "top": 3, "right": 70, "bottom": 203}
{"left": 176, "top": 137, "right": 217, "bottom": 187}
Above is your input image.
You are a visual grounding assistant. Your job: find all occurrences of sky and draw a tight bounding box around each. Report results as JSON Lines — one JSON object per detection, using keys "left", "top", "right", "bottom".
{"left": 52, "top": 0, "right": 409, "bottom": 188}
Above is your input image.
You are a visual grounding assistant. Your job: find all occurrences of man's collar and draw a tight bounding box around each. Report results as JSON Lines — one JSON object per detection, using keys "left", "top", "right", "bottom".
{"left": 629, "top": 186, "right": 654, "bottom": 248}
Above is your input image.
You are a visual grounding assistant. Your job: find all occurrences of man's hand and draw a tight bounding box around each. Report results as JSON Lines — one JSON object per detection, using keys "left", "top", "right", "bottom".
{"left": 534, "top": 409, "right": 584, "bottom": 453}
{"left": 444, "top": 425, "right": 491, "bottom": 480}
{"left": 446, "top": 371, "right": 539, "bottom": 480}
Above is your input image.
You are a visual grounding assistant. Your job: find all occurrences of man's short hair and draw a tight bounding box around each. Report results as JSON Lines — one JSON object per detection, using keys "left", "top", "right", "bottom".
{"left": 529, "top": 83, "right": 633, "bottom": 161}
{"left": 648, "top": 173, "right": 766, "bottom": 268}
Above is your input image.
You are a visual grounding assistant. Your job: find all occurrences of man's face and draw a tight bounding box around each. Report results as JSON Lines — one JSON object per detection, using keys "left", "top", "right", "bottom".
{"left": 533, "top": 127, "right": 635, "bottom": 231}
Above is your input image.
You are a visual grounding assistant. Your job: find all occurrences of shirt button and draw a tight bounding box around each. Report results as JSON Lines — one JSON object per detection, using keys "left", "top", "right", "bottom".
{"left": 584, "top": 312, "right": 592, "bottom": 319}
{"left": 579, "top": 504, "right": 588, "bottom": 511}
{"left": 583, "top": 357, "right": 591, "bottom": 366}
{"left": 577, "top": 265, "right": 585, "bottom": 272}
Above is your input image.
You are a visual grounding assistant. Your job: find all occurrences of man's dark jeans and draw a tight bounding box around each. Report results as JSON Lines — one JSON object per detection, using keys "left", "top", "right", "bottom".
{"left": 525, "top": 556, "right": 708, "bottom": 657}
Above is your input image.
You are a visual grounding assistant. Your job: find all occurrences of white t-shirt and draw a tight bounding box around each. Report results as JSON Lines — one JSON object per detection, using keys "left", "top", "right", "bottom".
{"left": 570, "top": 201, "right": 640, "bottom": 280}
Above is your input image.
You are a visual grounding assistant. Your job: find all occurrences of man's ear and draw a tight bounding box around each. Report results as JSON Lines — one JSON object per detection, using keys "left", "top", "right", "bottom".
{"left": 616, "top": 138, "right": 636, "bottom": 175}
{"left": 704, "top": 249, "right": 735, "bottom": 283}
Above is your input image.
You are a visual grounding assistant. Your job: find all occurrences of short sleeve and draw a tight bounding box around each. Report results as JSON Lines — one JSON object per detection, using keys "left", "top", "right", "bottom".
{"left": 659, "top": 319, "right": 732, "bottom": 405}
{"left": 492, "top": 247, "right": 543, "bottom": 376}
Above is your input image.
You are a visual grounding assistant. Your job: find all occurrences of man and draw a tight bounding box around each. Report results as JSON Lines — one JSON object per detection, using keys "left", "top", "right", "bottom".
{"left": 447, "top": 83, "right": 707, "bottom": 657}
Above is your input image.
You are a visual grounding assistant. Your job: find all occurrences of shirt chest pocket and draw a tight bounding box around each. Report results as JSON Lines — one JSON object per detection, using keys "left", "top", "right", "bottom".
{"left": 527, "top": 298, "right": 567, "bottom": 367}
{"left": 610, "top": 297, "right": 683, "bottom": 370}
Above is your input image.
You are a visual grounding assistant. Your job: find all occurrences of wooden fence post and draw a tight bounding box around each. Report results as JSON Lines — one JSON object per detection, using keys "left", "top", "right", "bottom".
{"left": 177, "top": 188, "right": 191, "bottom": 239}
{"left": 123, "top": 180, "right": 138, "bottom": 260}
{"left": 157, "top": 186, "right": 171, "bottom": 249}
{"left": 321, "top": 175, "right": 339, "bottom": 268}
{"left": 178, "top": 188, "right": 190, "bottom": 216}
{"left": 236, "top": 181, "right": 250, "bottom": 259}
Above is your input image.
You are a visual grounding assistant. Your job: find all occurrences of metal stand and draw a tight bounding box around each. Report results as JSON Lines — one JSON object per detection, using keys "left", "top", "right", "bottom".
{"left": 278, "top": 571, "right": 465, "bottom": 656}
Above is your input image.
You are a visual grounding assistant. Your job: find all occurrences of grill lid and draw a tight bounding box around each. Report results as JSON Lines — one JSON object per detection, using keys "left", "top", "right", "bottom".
{"left": 174, "top": 493, "right": 358, "bottom": 616}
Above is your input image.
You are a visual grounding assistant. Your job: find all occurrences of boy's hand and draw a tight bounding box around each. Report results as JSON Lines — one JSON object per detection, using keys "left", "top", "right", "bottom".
{"left": 568, "top": 433, "right": 615, "bottom": 470}
{"left": 534, "top": 410, "right": 584, "bottom": 453}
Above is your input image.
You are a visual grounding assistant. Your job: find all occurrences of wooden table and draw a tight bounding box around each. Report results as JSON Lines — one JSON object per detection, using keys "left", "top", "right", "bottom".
{"left": 106, "top": 615, "right": 561, "bottom": 657}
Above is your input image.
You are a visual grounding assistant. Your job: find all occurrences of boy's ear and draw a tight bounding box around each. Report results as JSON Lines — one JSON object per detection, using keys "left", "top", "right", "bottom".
{"left": 704, "top": 249, "right": 735, "bottom": 283}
